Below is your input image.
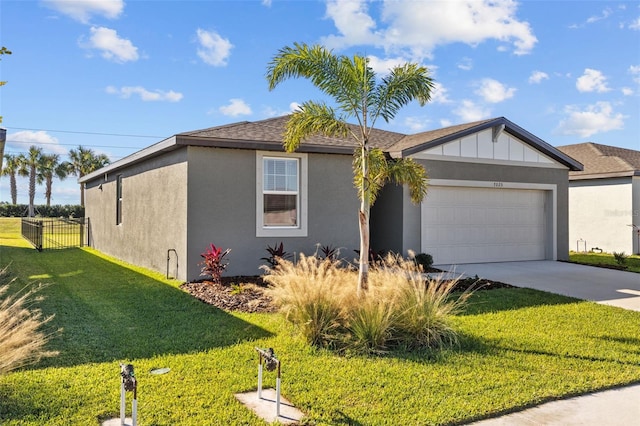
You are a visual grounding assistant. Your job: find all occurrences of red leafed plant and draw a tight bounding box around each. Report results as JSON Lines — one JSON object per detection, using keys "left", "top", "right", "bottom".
{"left": 200, "top": 244, "right": 231, "bottom": 284}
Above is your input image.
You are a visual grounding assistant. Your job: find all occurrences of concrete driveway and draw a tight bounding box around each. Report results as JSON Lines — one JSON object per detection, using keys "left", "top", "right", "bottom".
{"left": 435, "top": 260, "right": 640, "bottom": 311}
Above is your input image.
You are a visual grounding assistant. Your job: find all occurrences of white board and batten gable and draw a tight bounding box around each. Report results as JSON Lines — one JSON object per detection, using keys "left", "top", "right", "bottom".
{"left": 411, "top": 126, "right": 565, "bottom": 169}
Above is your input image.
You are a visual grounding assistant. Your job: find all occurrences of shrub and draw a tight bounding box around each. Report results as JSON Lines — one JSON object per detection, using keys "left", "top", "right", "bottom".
{"left": 199, "top": 244, "right": 231, "bottom": 284}
{"left": 413, "top": 252, "right": 434, "bottom": 271}
{"left": 0, "top": 266, "right": 58, "bottom": 375}
{"left": 265, "top": 253, "right": 470, "bottom": 354}
{"left": 261, "top": 242, "right": 291, "bottom": 268}
{"left": 613, "top": 251, "right": 628, "bottom": 266}
{"left": 0, "top": 203, "right": 84, "bottom": 218}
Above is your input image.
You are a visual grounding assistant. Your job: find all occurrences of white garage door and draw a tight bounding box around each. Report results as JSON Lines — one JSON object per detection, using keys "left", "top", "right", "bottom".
{"left": 421, "top": 186, "right": 547, "bottom": 265}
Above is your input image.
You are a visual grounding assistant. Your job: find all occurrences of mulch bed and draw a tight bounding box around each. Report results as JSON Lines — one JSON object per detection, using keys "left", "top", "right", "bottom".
{"left": 181, "top": 274, "right": 514, "bottom": 314}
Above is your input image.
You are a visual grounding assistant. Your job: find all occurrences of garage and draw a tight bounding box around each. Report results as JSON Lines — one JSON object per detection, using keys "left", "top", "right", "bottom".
{"left": 421, "top": 185, "right": 548, "bottom": 265}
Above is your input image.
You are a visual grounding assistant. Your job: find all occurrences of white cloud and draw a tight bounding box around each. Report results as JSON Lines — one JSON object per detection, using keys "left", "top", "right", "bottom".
{"left": 262, "top": 0, "right": 272, "bottom": 6}
{"left": 621, "top": 87, "right": 634, "bottom": 96}
{"left": 403, "top": 117, "right": 430, "bottom": 132}
{"left": 528, "top": 70, "right": 549, "bottom": 84}
{"left": 367, "top": 55, "right": 409, "bottom": 75}
{"left": 105, "top": 86, "right": 183, "bottom": 102}
{"left": 630, "top": 17, "right": 640, "bottom": 30}
{"left": 453, "top": 99, "right": 491, "bottom": 122}
{"left": 586, "top": 8, "right": 612, "bottom": 24}
{"left": 322, "top": 0, "right": 381, "bottom": 49}
{"left": 556, "top": 102, "right": 625, "bottom": 138}
{"left": 196, "top": 29, "right": 233, "bottom": 67}
{"left": 475, "top": 78, "right": 516, "bottom": 103}
{"left": 289, "top": 102, "right": 302, "bottom": 112}
{"left": 576, "top": 68, "right": 610, "bottom": 93}
{"left": 6, "top": 131, "right": 67, "bottom": 155}
{"left": 440, "top": 118, "right": 453, "bottom": 128}
{"left": 430, "top": 82, "right": 451, "bottom": 104}
{"left": 322, "top": 0, "right": 537, "bottom": 60}
{"left": 457, "top": 57, "right": 473, "bottom": 71}
{"left": 80, "top": 26, "right": 139, "bottom": 63}
{"left": 219, "top": 99, "right": 252, "bottom": 116}
{"left": 43, "top": 0, "right": 124, "bottom": 24}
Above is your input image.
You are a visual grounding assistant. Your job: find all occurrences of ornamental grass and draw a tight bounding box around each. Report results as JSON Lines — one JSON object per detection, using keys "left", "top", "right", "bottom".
{"left": 264, "top": 253, "right": 471, "bottom": 354}
{"left": 0, "top": 266, "right": 58, "bottom": 375}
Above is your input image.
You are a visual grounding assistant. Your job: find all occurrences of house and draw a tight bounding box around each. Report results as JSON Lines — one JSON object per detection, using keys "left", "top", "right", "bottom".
{"left": 80, "top": 116, "right": 582, "bottom": 281}
{"left": 557, "top": 143, "right": 640, "bottom": 255}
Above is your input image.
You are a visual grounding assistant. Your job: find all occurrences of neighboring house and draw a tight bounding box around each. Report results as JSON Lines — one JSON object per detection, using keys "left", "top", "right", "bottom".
{"left": 557, "top": 143, "right": 640, "bottom": 255}
{"left": 80, "top": 116, "right": 582, "bottom": 281}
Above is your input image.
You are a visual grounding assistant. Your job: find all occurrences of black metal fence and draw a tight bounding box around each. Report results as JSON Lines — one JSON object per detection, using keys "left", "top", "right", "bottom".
{"left": 21, "top": 218, "right": 88, "bottom": 251}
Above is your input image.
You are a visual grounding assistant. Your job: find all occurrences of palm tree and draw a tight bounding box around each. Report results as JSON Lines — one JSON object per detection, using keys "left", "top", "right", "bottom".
{"left": 267, "top": 43, "right": 433, "bottom": 293}
{"left": 64, "top": 146, "right": 110, "bottom": 208}
{"left": 37, "top": 154, "right": 68, "bottom": 207}
{"left": 17, "top": 146, "right": 43, "bottom": 217}
{"left": 1, "top": 154, "right": 20, "bottom": 204}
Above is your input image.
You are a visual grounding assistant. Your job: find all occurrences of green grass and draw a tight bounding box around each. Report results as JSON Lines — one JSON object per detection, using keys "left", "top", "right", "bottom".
{"left": 1, "top": 217, "right": 639, "bottom": 425}
{"left": 569, "top": 251, "right": 640, "bottom": 273}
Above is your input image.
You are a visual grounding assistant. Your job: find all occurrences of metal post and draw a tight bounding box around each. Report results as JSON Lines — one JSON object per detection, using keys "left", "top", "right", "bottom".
{"left": 132, "top": 383, "right": 137, "bottom": 426}
{"left": 276, "top": 362, "right": 281, "bottom": 417}
{"left": 120, "top": 381, "right": 126, "bottom": 426}
{"left": 257, "top": 352, "right": 263, "bottom": 399}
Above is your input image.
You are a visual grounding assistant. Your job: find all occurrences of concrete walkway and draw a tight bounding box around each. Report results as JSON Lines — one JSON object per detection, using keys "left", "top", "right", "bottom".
{"left": 434, "top": 260, "right": 640, "bottom": 425}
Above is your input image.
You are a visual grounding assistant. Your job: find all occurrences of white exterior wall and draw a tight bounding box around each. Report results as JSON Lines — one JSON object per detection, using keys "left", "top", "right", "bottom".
{"left": 568, "top": 179, "right": 633, "bottom": 254}
{"left": 633, "top": 177, "right": 640, "bottom": 254}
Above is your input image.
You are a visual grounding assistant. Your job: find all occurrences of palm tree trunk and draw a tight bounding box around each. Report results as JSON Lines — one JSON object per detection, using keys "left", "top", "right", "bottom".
{"left": 357, "top": 143, "right": 370, "bottom": 295}
{"left": 10, "top": 174, "right": 17, "bottom": 204}
{"left": 45, "top": 177, "right": 52, "bottom": 207}
{"left": 28, "top": 166, "right": 36, "bottom": 217}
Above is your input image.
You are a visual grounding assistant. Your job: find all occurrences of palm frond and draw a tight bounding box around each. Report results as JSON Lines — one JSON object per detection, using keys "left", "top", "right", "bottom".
{"left": 353, "top": 147, "right": 390, "bottom": 204}
{"left": 372, "top": 63, "right": 434, "bottom": 123}
{"left": 387, "top": 157, "right": 429, "bottom": 204}
{"left": 283, "top": 103, "right": 349, "bottom": 152}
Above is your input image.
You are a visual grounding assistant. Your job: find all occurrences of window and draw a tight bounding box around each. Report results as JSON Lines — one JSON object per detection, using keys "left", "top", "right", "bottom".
{"left": 116, "top": 175, "right": 123, "bottom": 225}
{"left": 256, "top": 151, "right": 307, "bottom": 237}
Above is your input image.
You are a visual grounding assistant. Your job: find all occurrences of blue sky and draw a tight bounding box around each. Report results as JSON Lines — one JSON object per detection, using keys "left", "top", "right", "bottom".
{"left": 1, "top": 0, "right": 639, "bottom": 206}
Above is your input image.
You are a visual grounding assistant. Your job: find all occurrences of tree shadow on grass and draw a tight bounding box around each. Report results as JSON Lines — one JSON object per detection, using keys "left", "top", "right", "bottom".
{"left": 0, "top": 246, "right": 273, "bottom": 369}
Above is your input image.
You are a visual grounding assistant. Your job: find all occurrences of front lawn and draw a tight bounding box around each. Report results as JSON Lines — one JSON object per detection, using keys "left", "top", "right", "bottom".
{"left": 1, "top": 218, "right": 639, "bottom": 425}
{"left": 569, "top": 251, "right": 640, "bottom": 273}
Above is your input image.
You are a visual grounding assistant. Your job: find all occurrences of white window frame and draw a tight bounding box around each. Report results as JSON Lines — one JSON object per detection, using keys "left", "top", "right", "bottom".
{"left": 256, "top": 151, "right": 308, "bottom": 237}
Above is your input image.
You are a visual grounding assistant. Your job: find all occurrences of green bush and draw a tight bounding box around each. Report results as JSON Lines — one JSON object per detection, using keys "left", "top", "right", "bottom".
{"left": 0, "top": 203, "right": 84, "bottom": 218}
{"left": 413, "top": 252, "right": 434, "bottom": 271}
{"left": 613, "top": 251, "right": 628, "bottom": 266}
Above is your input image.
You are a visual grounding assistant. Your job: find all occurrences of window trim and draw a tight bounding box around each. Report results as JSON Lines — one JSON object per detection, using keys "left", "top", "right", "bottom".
{"left": 256, "top": 151, "right": 308, "bottom": 237}
{"left": 116, "top": 174, "right": 123, "bottom": 225}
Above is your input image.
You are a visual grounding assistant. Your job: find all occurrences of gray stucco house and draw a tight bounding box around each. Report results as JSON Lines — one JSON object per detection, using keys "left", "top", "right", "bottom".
{"left": 80, "top": 116, "right": 582, "bottom": 281}
{"left": 557, "top": 143, "right": 640, "bottom": 255}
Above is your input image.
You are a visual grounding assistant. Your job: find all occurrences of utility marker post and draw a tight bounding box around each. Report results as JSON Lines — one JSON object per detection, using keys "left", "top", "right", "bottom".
{"left": 255, "top": 347, "right": 281, "bottom": 417}
{"left": 120, "top": 364, "right": 137, "bottom": 426}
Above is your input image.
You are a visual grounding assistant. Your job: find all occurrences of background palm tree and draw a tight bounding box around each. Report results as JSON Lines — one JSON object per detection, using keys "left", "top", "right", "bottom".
{"left": 267, "top": 43, "right": 433, "bottom": 293}
{"left": 37, "top": 154, "right": 68, "bottom": 207}
{"left": 2, "top": 154, "right": 20, "bottom": 204}
{"left": 63, "top": 146, "right": 110, "bottom": 208}
{"left": 17, "top": 146, "right": 43, "bottom": 217}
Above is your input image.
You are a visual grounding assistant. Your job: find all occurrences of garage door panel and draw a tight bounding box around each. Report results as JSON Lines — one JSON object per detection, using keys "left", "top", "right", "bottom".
{"left": 422, "top": 186, "right": 547, "bottom": 264}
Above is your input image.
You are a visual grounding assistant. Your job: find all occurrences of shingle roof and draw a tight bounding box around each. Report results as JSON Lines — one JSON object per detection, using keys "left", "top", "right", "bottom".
{"left": 80, "top": 115, "right": 581, "bottom": 182}
{"left": 556, "top": 142, "right": 640, "bottom": 180}
{"left": 177, "top": 115, "right": 406, "bottom": 153}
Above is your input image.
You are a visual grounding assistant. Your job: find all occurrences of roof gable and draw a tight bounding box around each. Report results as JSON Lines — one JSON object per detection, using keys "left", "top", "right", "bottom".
{"left": 389, "top": 117, "right": 582, "bottom": 171}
